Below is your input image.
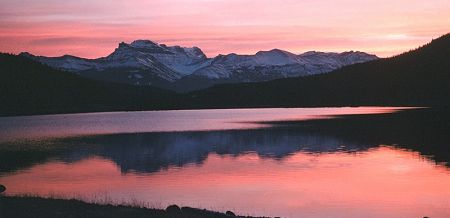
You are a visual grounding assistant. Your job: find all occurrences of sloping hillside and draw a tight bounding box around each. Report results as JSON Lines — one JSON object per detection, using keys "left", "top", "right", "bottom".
{"left": 188, "top": 34, "right": 450, "bottom": 108}
{"left": 0, "top": 53, "right": 177, "bottom": 116}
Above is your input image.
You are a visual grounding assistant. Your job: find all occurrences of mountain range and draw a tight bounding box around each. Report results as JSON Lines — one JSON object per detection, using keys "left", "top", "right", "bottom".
{"left": 1, "top": 33, "right": 449, "bottom": 116}
{"left": 21, "top": 40, "right": 378, "bottom": 92}
{"left": 188, "top": 33, "right": 450, "bottom": 108}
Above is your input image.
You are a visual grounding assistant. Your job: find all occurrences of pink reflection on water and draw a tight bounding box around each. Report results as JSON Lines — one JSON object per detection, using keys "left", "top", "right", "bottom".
{"left": 0, "top": 107, "right": 412, "bottom": 143}
{"left": 1, "top": 146, "right": 449, "bottom": 218}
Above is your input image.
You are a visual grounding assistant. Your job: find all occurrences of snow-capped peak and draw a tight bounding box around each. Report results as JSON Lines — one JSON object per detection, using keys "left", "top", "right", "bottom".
{"left": 256, "top": 49, "right": 295, "bottom": 56}
{"left": 22, "top": 40, "right": 379, "bottom": 91}
{"left": 130, "top": 40, "right": 159, "bottom": 49}
{"left": 300, "top": 51, "right": 330, "bottom": 56}
{"left": 105, "top": 40, "right": 210, "bottom": 76}
{"left": 254, "top": 49, "right": 300, "bottom": 65}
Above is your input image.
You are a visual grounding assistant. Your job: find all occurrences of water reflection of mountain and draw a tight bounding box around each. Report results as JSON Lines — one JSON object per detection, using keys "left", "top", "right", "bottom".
{"left": 1, "top": 108, "right": 449, "bottom": 175}
{"left": 60, "top": 129, "right": 371, "bottom": 174}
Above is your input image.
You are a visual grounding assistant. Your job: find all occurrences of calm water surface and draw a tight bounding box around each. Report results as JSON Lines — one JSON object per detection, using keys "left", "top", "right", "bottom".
{"left": 1, "top": 107, "right": 449, "bottom": 218}
{"left": 0, "top": 107, "right": 404, "bottom": 142}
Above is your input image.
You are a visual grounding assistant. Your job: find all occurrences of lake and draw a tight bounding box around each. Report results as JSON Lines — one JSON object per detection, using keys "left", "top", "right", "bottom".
{"left": 1, "top": 107, "right": 449, "bottom": 217}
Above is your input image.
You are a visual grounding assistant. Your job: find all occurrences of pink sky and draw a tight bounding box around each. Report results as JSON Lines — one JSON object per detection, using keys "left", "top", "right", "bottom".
{"left": 0, "top": 0, "right": 449, "bottom": 58}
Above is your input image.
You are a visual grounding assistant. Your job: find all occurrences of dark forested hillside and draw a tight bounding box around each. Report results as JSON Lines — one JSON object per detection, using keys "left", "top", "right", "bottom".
{"left": 0, "top": 53, "right": 177, "bottom": 116}
{"left": 187, "top": 34, "right": 450, "bottom": 108}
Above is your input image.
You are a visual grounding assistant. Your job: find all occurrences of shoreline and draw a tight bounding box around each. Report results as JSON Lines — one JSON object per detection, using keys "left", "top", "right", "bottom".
{"left": 0, "top": 196, "right": 268, "bottom": 218}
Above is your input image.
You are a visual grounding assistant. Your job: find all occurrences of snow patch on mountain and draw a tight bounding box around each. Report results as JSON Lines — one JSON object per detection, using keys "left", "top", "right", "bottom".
{"left": 21, "top": 40, "right": 378, "bottom": 91}
{"left": 192, "top": 50, "right": 377, "bottom": 79}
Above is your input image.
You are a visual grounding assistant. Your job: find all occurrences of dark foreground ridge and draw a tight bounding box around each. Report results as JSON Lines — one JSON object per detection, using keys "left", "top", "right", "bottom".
{"left": 0, "top": 196, "right": 267, "bottom": 218}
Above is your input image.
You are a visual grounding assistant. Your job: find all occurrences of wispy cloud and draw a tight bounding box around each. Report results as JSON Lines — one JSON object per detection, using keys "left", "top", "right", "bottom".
{"left": 0, "top": 0, "right": 449, "bottom": 58}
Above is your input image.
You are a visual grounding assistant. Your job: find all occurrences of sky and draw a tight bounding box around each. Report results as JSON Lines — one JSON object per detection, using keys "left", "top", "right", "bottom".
{"left": 0, "top": 0, "right": 449, "bottom": 58}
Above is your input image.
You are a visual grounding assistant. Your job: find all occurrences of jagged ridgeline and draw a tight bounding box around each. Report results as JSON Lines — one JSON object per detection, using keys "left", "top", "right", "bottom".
{"left": 1, "top": 33, "right": 449, "bottom": 116}
{"left": 21, "top": 40, "right": 377, "bottom": 92}
{"left": 188, "top": 33, "right": 450, "bottom": 108}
